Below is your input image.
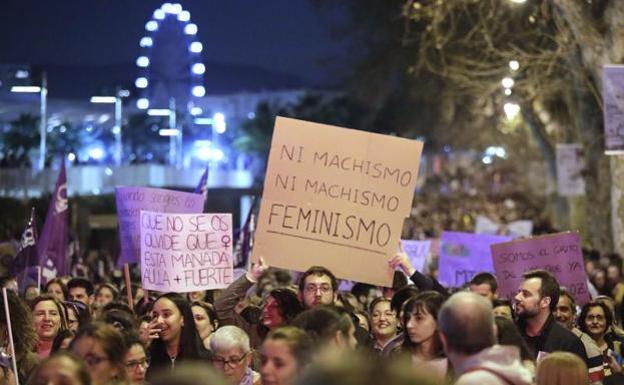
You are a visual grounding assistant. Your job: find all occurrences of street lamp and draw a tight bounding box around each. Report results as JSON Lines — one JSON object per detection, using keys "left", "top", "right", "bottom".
{"left": 11, "top": 72, "right": 47, "bottom": 171}
{"left": 150, "top": 98, "right": 181, "bottom": 168}
{"left": 90, "top": 88, "right": 128, "bottom": 166}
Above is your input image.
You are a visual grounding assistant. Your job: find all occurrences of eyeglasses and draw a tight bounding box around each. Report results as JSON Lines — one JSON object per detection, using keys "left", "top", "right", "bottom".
{"left": 83, "top": 354, "right": 109, "bottom": 367}
{"left": 126, "top": 357, "right": 150, "bottom": 370}
{"left": 212, "top": 351, "right": 251, "bottom": 368}
{"left": 304, "top": 284, "right": 332, "bottom": 294}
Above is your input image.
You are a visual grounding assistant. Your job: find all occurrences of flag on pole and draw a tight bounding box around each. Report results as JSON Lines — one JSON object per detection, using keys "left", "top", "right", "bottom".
{"left": 10, "top": 207, "right": 38, "bottom": 277}
{"left": 194, "top": 166, "right": 209, "bottom": 199}
{"left": 37, "top": 161, "right": 68, "bottom": 281}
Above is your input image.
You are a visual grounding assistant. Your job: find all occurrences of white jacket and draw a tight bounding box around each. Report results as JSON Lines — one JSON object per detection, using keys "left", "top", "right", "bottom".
{"left": 453, "top": 345, "right": 533, "bottom": 385}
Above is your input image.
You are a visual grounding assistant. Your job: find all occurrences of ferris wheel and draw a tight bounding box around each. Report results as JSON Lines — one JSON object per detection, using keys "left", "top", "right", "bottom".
{"left": 135, "top": 3, "right": 205, "bottom": 115}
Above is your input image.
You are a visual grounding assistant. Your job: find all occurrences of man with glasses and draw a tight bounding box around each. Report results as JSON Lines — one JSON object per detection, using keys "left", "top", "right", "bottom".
{"left": 298, "top": 266, "right": 338, "bottom": 309}
{"left": 125, "top": 333, "right": 149, "bottom": 385}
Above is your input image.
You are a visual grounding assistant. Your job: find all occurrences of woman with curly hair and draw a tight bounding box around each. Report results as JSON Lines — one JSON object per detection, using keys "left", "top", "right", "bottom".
{"left": 0, "top": 289, "right": 39, "bottom": 384}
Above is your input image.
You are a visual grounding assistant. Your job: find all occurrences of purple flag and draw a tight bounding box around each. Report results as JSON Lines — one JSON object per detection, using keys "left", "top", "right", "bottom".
{"left": 194, "top": 167, "right": 209, "bottom": 199}
{"left": 10, "top": 207, "right": 38, "bottom": 277}
{"left": 37, "top": 162, "right": 68, "bottom": 280}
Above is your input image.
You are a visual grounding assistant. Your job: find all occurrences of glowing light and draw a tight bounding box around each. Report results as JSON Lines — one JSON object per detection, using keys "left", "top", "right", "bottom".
{"left": 485, "top": 146, "right": 507, "bottom": 159}
{"left": 97, "top": 114, "right": 111, "bottom": 124}
{"left": 67, "top": 153, "right": 76, "bottom": 161}
{"left": 504, "top": 88, "right": 512, "bottom": 96}
{"left": 146, "top": 20, "right": 158, "bottom": 31}
{"left": 153, "top": 9, "right": 165, "bottom": 20}
{"left": 482, "top": 155, "right": 493, "bottom": 164}
{"left": 136, "top": 56, "right": 150, "bottom": 67}
{"left": 135, "top": 77, "right": 148, "bottom": 88}
{"left": 504, "top": 102, "right": 521, "bottom": 120}
{"left": 171, "top": 4, "right": 182, "bottom": 14}
{"left": 190, "top": 107, "right": 203, "bottom": 116}
{"left": 194, "top": 118, "right": 213, "bottom": 125}
{"left": 190, "top": 42, "right": 203, "bottom": 53}
{"left": 178, "top": 10, "right": 190, "bottom": 22}
{"left": 59, "top": 125, "right": 67, "bottom": 134}
{"left": 88, "top": 147, "right": 105, "bottom": 160}
{"left": 192, "top": 85, "right": 206, "bottom": 97}
{"left": 509, "top": 0, "right": 526, "bottom": 3}
{"left": 161, "top": 3, "right": 174, "bottom": 13}
{"left": 112, "top": 126, "right": 120, "bottom": 134}
{"left": 159, "top": 128, "right": 180, "bottom": 136}
{"left": 247, "top": 112, "right": 255, "bottom": 119}
{"left": 90, "top": 96, "right": 116, "bottom": 103}
{"left": 10, "top": 86, "right": 41, "bottom": 93}
{"left": 195, "top": 146, "right": 212, "bottom": 161}
{"left": 118, "top": 89, "right": 130, "bottom": 97}
{"left": 104, "top": 167, "right": 113, "bottom": 176}
{"left": 213, "top": 112, "right": 226, "bottom": 134}
{"left": 501, "top": 77, "right": 514, "bottom": 89}
{"left": 147, "top": 109, "right": 171, "bottom": 116}
{"left": 192, "top": 63, "right": 205, "bottom": 75}
{"left": 140, "top": 37, "right": 153, "bottom": 47}
{"left": 185, "top": 23, "right": 198, "bottom": 35}
{"left": 137, "top": 98, "right": 149, "bottom": 109}
{"left": 15, "top": 70, "right": 29, "bottom": 79}
{"left": 212, "top": 148, "right": 224, "bottom": 161}
{"left": 509, "top": 60, "right": 520, "bottom": 71}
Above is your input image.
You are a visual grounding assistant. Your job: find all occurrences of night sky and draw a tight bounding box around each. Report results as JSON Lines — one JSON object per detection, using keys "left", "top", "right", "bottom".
{"left": 0, "top": 0, "right": 350, "bottom": 86}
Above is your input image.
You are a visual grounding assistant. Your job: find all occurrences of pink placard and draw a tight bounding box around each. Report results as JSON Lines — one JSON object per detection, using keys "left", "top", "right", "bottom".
{"left": 491, "top": 232, "right": 590, "bottom": 304}
{"left": 116, "top": 186, "right": 205, "bottom": 266}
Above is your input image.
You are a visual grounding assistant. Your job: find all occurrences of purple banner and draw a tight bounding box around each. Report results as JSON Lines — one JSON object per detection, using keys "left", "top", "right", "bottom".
{"left": 401, "top": 240, "right": 431, "bottom": 273}
{"left": 115, "top": 186, "right": 205, "bottom": 266}
{"left": 603, "top": 65, "right": 624, "bottom": 154}
{"left": 438, "top": 231, "right": 511, "bottom": 287}
{"left": 491, "top": 232, "right": 590, "bottom": 304}
{"left": 37, "top": 163, "right": 68, "bottom": 280}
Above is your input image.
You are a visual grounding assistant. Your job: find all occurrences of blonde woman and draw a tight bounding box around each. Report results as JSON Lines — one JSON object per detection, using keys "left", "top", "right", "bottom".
{"left": 535, "top": 352, "right": 588, "bottom": 385}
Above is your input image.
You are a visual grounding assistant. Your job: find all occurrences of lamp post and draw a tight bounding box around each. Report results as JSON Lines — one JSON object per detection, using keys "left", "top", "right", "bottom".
{"left": 11, "top": 72, "right": 47, "bottom": 171}
{"left": 90, "top": 88, "right": 128, "bottom": 166}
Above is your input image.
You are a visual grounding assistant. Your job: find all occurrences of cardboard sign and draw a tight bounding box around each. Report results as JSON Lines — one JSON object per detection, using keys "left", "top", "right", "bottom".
{"left": 252, "top": 117, "right": 423, "bottom": 286}
{"left": 140, "top": 211, "right": 233, "bottom": 292}
{"left": 556, "top": 144, "right": 585, "bottom": 196}
{"left": 116, "top": 187, "right": 205, "bottom": 266}
{"left": 491, "top": 232, "right": 590, "bottom": 304}
{"left": 475, "top": 216, "right": 533, "bottom": 239}
{"left": 603, "top": 65, "right": 624, "bottom": 155}
{"left": 438, "top": 231, "right": 512, "bottom": 287}
{"left": 401, "top": 240, "right": 431, "bottom": 273}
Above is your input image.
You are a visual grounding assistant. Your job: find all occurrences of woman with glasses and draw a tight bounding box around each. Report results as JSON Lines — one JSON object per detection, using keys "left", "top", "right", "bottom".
{"left": 368, "top": 297, "right": 399, "bottom": 354}
{"left": 65, "top": 300, "right": 91, "bottom": 332}
{"left": 124, "top": 333, "right": 149, "bottom": 385}
{"left": 210, "top": 326, "right": 260, "bottom": 385}
{"left": 31, "top": 294, "right": 67, "bottom": 359}
{"left": 69, "top": 322, "right": 129, "bottom": 385}
{"left": 145, "top": 293, "right": 208, "bottom": 378}
{"left": 579, "top": 300, "right": 624, "bottom": 380}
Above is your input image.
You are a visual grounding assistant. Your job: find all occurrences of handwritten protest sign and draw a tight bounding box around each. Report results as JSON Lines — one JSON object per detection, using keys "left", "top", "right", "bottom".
{"left": 401, "top": 240, "right": 431, "bottom": 273}
{"left": 252, "top": 117, "right": 423, "bottom": 286}
{"left": 491, "top": 232, "right": 590, "bottom": 304}
{"left": 556, "top": 144, "right": 585, "bottom": 196}
{"left": 438, "top": 231, "right": 511, "bottom": 287}
{"left": 140, "top": 211, "right": 233, "bottom": 292}
{"left": 116, "top": 187, "right": 205, "bottom": 266}
{"left": 603, "top": 65, "right": 624, "bottom": 155}
{"left": 475, "top": 216, "right": 533, "bottom": 239}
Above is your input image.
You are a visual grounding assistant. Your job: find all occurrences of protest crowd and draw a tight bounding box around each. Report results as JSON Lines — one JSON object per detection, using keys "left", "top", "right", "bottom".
{"left": 0, "top": 120, "right": 620, "bottom": 385}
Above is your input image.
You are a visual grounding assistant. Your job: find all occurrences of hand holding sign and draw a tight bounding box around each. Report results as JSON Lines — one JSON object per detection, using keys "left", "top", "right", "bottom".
{"left": 388, "top": 242, "right": 416, "bottom": 277}
{"left": 247, "top": 256, "right": 269, "bottom": 282}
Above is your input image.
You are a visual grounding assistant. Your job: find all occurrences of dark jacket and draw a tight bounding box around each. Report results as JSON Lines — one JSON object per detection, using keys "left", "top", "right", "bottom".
{"left": 409, "top": 270, "right": 450, "bottom": 298}
{"left": 517, "top": 314, "right": 588, "bottom": 362}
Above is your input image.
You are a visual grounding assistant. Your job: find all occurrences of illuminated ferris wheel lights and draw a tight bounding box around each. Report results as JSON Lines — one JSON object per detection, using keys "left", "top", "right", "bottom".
{"left": 146, "top": 20, "right": 158, "bottom": 31}
{"left": 137, "top": 98, "right": 149, "bottom": 109}
{"left": 192, "top": 86, "right": 206, "bottom": 97}
{"left": 171, "top": 4, "right": 182, "bottom": 14}
{"left": 136, "top": 56, "right": 150, "bottom": 67}
{"left": 178, "top": 10, "right": 190, "bottom": 22}
{"left": 185, "top": 23, "right": 198, "bottom": 35}
{"left": 161, "top": 3, "right": 174, "bottom": 13}
{"left": 153, "top": 9, "right": 165, "bottom": 20}
{"left": 140, "top": 37, "right": 153, "bottom": 47}
{"left": 192, "top": 63, "right": 206, "bottom": 75}
{"left": 190, "top": 107, "right": 203, "bottom": 116}
{"left": 135, "top": 77, "right": 149, "bottom": 88}
{"left": 190, "top": 42, "right": 203, "bottom": 53}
